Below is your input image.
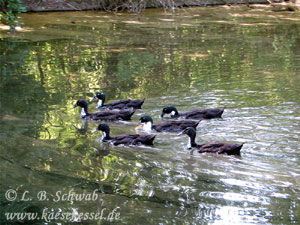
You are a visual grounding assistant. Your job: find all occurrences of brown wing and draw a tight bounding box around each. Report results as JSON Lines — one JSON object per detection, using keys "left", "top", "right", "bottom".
{"left": 154, "top": 120, "right": 199, "bottom": 132}
{"left": 126, "top": 99, "right": 145, "bottom": 109}
{"left": 183, "top": 108, "right": 224, "bottom": 119}
{"left": 178, "top": 120, "right": 200, "bottom": 130}
{"left": 105, "top": 100, "right": 130, "bottom": 109}
{"left": 104, "top": 99, "right": 144, "bottom": 110}
{"left": 111, "top": 134, "right": 155, "bottom": 145}
{"left": 197, "top": 143, "right": 243, "bottom": 155}
{"left": 90, "top": 109, "right": 134, "bottom": 121}
{"left": 111, "top": 134, "right": 139, "bottom": 145}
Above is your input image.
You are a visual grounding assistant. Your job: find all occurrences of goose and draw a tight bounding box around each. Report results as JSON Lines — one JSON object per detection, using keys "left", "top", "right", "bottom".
{"left": 73, "top": 99, "right": 135, "bottom": 121}
{"left": 93, "top": 123, "right": 156, "bottom": 146}
{"left": 178, "top": 127, "right": 243, "bottom": 155}
{"left": 161, "top": 106, "right": 225, "bottom": 119}
{"left": 90, "top": 92, "right": 145, "bottom": 110}
{"left": 137, "top": 115, "right": 200, "bottom": 132}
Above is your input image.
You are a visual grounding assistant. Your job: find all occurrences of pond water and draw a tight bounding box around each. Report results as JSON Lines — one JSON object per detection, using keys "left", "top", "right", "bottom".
{"left": 1, "top": 6, "right": 300, "bottom": 224}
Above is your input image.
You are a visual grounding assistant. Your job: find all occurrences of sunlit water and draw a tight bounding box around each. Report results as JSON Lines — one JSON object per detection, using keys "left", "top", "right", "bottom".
{"left": 1, "top": 6, "right": 300, "bottom": 224}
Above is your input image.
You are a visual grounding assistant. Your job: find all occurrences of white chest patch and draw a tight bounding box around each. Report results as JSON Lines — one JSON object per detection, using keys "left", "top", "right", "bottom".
{"left": 81, "top": 108, "right": 86, "bottom": 117}
{"left": 101, "top": 132, "right": 107, "bottom": 141}
{"left": 187, "top": 139, "right": 192, "bottom": 149}
{"left": 143, "top": 122, "right": 152, "bottom": 131}
{"left": 171, "top": 111, "right": 176, "bottom": 116}
{"left": 97, "top": 100, "right": 103, "bottom": 108}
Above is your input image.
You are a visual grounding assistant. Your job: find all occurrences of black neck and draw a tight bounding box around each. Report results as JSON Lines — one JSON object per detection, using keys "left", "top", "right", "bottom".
{"left": 102, "top": 130, "right": 111, "bottom": 141}
{"left": 99, "top": 99, "right": 105, "bottom": 107}
{"left": 189, "top": 134, "right": 197, "bottom": 147}
{"left": 83, "top": 105, "right": 90, "bottom": 115}
{"left": 99, "top": 96, "right": 105, "bottom": 106}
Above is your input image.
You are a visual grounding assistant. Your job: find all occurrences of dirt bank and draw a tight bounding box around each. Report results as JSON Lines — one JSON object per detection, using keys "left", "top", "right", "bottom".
{"left": 22, "top": 0, "right": 271, "bottom": 12}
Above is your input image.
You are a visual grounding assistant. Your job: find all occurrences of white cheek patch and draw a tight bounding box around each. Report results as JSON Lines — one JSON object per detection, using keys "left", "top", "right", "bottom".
{"left": 143, "top": 121, "right": 152, "bottom": 131}
{"left": 171, "top": 111, "right": 176, "bottom": 116}
{"left": 97, "top": 100, "right": 103, "bottom": 108}
{"left": 81, "top": 108, "right": 86, "bottom": 117}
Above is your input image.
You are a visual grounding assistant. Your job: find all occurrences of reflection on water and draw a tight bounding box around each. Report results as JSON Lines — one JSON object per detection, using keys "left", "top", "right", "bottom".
{"left": 1, "top": 6, "right": 300, "bottom": 224}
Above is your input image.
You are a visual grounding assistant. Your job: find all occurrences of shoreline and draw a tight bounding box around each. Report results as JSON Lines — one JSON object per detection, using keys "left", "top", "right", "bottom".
{"left": 22, "top": 0, "right": 271, "bottom": 12}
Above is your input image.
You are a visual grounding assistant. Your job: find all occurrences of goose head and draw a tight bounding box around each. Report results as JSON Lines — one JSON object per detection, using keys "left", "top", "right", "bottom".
{"left": 73, "top": 99, "right": 89, "bottom": 118}
{"left": 160, "top": 106, "right": 179, "bottom": 118}
{"left": 136, "top": 115, "right": 153, "bottom": 131}
{"left": 178, "top": 127, "right": 197, "bottom": 149}
{"left": 93, "top": 123, "right": 111, "bottom": 141}
{"left": 90, "top": 92, "right": 105, "bottom": 108}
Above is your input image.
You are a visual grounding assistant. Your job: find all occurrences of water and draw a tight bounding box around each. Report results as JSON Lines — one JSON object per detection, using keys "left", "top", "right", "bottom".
{"left": 1, "top": 6, "right": 300, "bottom": 224}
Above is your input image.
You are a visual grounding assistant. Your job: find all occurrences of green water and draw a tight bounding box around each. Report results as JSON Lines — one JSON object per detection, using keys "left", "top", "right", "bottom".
{"left": 1, "top": 6, "right": 300, "bottom": 224}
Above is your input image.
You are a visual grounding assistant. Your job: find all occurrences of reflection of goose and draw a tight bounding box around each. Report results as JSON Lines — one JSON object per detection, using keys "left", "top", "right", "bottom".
{"left": 137, "top": 115, "right": 200, "bottom": 132}
{"left": 91, "top": 144, "right": 110, "bottom": 190}
{"left": 93, "top": 123, "right": 156, "bottom": 146}
{"left": 178, "top": 127, "right": 243, "bottom": 155}
{"left": 92, "top": 145, "right": 110, "bottom": 157}
{"left": 73, "top": 99, "right": 135, "bottom": 121}
{"left": 72, "top": 119, "right": 88, "bottom": 135}
{"left": 90, "top": 92, "right": 145, "bottom": 110}
{"left": 161, "top": 106, "right": 225, "bottom": 119}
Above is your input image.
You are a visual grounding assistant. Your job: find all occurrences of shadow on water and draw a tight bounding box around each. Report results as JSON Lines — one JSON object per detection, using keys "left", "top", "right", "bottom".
{"left": 1, "top": 6, "right": 300, "bottom": 224}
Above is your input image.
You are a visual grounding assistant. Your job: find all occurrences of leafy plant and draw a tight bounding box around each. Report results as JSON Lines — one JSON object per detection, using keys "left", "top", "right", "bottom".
{"left": 0, "top": 0, "right": 26, "bottom": 32}
{"left": 96, "top": 0, "right": 177, "bottom": 13}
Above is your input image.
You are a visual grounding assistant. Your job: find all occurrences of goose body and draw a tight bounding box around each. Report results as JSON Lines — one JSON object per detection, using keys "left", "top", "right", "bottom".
{"left": 178, "top": 127, "right": 243, "bottom": 155}
{"left": 90, "top": 92, "right": 145, "bottom": 110}
{"left": 73, "top": 99, "right": 135, "bottom": 121}
{"left": 138, "top": 115, "right": 200, "bottom": 132}
{"left": 161, "top": 106, "right": 225, "bottom": 119}
{"left": 93, "top": 123, "right": 156, "bottom": 146}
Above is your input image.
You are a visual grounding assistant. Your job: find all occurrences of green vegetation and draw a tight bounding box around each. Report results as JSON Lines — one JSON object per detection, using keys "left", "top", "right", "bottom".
{"left": 1, "top": 8, "right": 300, "bottom": 225}
{"left": 0, "top": 0, "right": 26, "bottom": 32}
{"left": 97, "top": 0, "right": 177, "bottom": 12}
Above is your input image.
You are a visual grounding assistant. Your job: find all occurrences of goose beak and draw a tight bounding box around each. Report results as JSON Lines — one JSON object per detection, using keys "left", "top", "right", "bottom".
{"left": 135, "top": 124, "right": 142, "bottom": 130}
{"left": 72, "top": 104, "right": 77, "bottom": 109}
{"left": 90, "top": 96, "right": 97, "bottom": 102}
{"left": 92, "top": 128, "right": 98, "bottom": 133}
{"left": 177, "top": 130, "right": 185, "bottom": 136}
{"left": 160, "top": 113, "right": 165, "bottom": 118}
